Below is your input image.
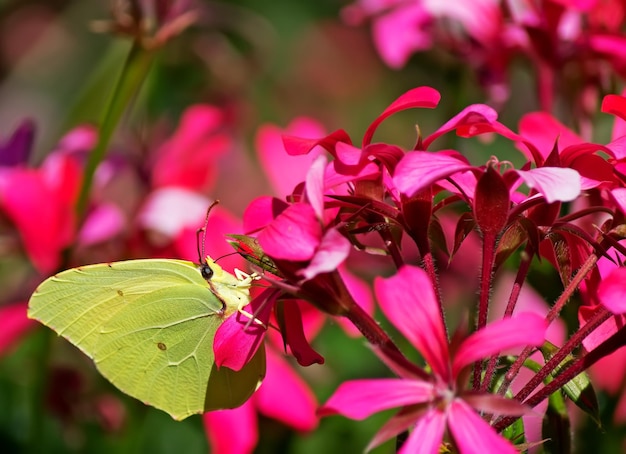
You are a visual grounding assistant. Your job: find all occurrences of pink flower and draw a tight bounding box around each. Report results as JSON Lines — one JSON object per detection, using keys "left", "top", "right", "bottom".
{"left": 150, "top": 104, "right": 233, "bottom": 192}
{"left": 0, "top": 150, "right": 81, "bottom": 273}
{"left": 0, "top": 302, "right": 37, "bottom": 356}
{"left": 321, "top": 265, "right": 547, "bottom": 453}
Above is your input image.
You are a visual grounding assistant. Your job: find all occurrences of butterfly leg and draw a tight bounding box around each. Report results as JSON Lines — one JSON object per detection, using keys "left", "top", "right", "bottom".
{"left": 234, "top": 268, "right": 261, "bottom": 286}
{"left": 233, "top": 268, "right": 266, "bottom": 328}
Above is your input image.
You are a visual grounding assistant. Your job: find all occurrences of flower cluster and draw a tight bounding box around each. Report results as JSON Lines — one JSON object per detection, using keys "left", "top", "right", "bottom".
{"left": 218, "top": 85, "right": 626, "bottom": 451}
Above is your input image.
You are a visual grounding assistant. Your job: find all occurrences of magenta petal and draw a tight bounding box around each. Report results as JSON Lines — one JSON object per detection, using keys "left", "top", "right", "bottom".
{"left": 0, "top": 154, "right": 79, "bottom": 273}
{"left": 462, "top": 393, "right": 529, "bottom": 417}
{"left": 393, "top": 151, "right": 472, "bottom": 197}
{"left": 203, "top": 401, "right": 257, "bottom": 454}
{"left": 515, "top": 167, "right": 581, "bottom": 203}
{"left": 320, "top": 379, "right": 433, "bottom": 420}
{"left": 78, "top": 203, "right": 125, "bottom": 246}
{"left": 282, "top": 301, "right": 324, "bottom": 366}
{"left": 258, "top": 203, "right": 321, "bottom": 260}
{"left": 242, "top": 196, "right": 289, "bottom": 234}
{"left": 398, "top": 409, "right": 446, "bottom": 454}
{"left": 447, "top": 399, "right": 517, "bottom": 454}
{"left": 256, "top": 118, "right": 327, "bottom": 198}
{"left": 255, "top": 348, "right": 318, "bottom": 431}
{"left": 305, "top": 154, "right": 327, "bottom": 220}
{"left": 0, "top": 302, "right": 37, "bottom": 356}
{"left": 282, "top": 128, "right": 352, "bottom": 156}
{"left": 518, "top": 112, "right": 582, "bottom": 153}
{"left": 214, "top": 309, "right": 266, "bottom": 371}
{"left": 371, "top": 4, "right": 432, "bottom": 70}
{"left": 363, "top": 86, "right": 441, "bottom": 146}
{"left": 611, "top": 188, "right": 626, "bottom": 215}
{"left": 598, "top": 268, "right": 626, "bottom": 314}
{"left": 375, "top": 265, "right": 451, "bottom": 382}
{"left": 602, "top": 94, "right": 626, "bottom": 123}
{"left": 452, "top": 313, "right": 546, "bottom": 376}
{"left": 298, "top": 229, "right": 351, "bottom": 281}
{"left": 422, "top": 104, "right": 498, "bottom": 150}
{"left": 152, "top": 104, "right": 230, "bottom": 191}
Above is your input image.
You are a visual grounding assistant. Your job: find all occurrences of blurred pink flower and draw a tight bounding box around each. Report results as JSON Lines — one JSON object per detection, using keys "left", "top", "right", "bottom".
{"left": 255, "top": 117, "right": 326, "bottom": 199}
{"left": 150, "top": 104, "right": 233, "bottom": 192}
{"left": 321, "top": 265, "right": 547, "bottom": 453}
{"left": 0, "top": 150, "right": 81, "bottom": 273}
{"left": 0, "top": 302, "right": 36, "bottom": 356}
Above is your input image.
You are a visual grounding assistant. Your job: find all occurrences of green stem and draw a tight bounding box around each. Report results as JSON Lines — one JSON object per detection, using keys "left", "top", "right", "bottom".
{"left": 28, "top": 329, "right": 52, "bottom": 454}
{"left": 75, "top": 41, "right": 155, "bottom": 219}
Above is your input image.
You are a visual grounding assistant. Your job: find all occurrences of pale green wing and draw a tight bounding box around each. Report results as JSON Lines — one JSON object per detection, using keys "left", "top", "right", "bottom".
{"left": 28, "top": 259, "right": 208, "bottom": 355}
{"left": 28, "top": 259, "right": 265, "bottom": 421}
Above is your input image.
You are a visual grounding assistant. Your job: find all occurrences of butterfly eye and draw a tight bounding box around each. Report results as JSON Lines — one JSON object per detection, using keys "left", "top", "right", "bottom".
{"left": 201, "top": 263, "right": 214, "bottom": 280}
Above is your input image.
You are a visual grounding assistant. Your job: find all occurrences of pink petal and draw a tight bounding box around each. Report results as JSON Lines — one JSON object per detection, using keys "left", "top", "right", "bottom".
{"left": 0, "top": 302, "right": 37, "bottom": 356}
{"left": 281, "top": 129, "right": 352, "bottom": 156}
{"left": 0, "top": 154, "right": 79, "bottom": 273}
{"left": 214, "top": 308, "right": 267, "bottom": 371}
{"left": 255, "top": 348, "right": 318, "bottom": 431}
{"left": 78, "top": 203, "right": 125, "bottom": 246}
{"left": 203, "top": 401, "right": 257, "bottom": 454}
{"left": 305, "top": 154, "right": 327, "bottom": 220}
{"left": 320, "top": 379, "right": 434, "bottom": 420}
{"left": 363, "top": 87, "right": 441, "bottom": 146}
{"left": 598, "top": 268, "right": 626, "bottom": 313}
{"left": 602, "top": 94, "right": 626, "bottom": 123}
{"left": 298, "top": 228, "right": 351, "bottom": 281}
{"left": 398, "top": 409, "right": 446, "bottom": 454}
{"left": 258, "top": 203, "right": 321, "bottom": 261}
{"left": 256, "top": 118, "right": 327, "bottom": 198}
{"left": 518, "top": 112, "right": 583, "bottom": 158}
{"left": 325, "top": 160, "right": 380, "bottom": 188}
{"left": 462, "top": 393, "right": 529, "bottom": 417}
{"left": 57, "top": 124, "right": 97, "bottom": 152}
{"left": 515, "top": 167, "right": 581, "bottom": 203}
{"left": 152, "top": 104, "right": 231, "bottom": 191}
{"left": 371, "top": 4, "right": 433, "bottom": 70}
{"left": 334, "top": 142, "right": 364, "bottom": 167}
{"left": 374, "top": 265, "right": 451, "bottom": 381}
{"left": 590, "top": 35, "right": 626, "bottom": 60}
{"left": 447, "top": 399, "right": 517, "bottom": 454}
{"left": 452, "top": 313, "right": 547, "bottom": 376}
{"left": 138, "top": 187, "right": 210, "bottom": 239}
{"left": 281, "top": 301, "right": 324, "bottom": 366}
{"left": 423, "top": 104, "right": 499, "bottom": 150}
{"left": 393, "top": 151, "right": 472, "bottom": 197}
{"left": 581, "top": 312, "right": 626, "bottom": 351}
{"left": 242, "top": 196, "right": 289, "bottom": 234}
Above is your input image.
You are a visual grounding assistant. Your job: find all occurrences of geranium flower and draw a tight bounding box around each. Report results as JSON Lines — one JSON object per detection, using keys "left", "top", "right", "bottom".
{"left": 321, "top": 265, "right": 547, "bottom": 453}
{"left": 0, "top": 143, "right": 82, "bottom": 274}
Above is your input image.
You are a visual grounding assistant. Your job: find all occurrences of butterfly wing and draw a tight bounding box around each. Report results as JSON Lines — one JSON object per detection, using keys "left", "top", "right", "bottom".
{"left": 28, "top": 259, "right": 265, "bottom": 420}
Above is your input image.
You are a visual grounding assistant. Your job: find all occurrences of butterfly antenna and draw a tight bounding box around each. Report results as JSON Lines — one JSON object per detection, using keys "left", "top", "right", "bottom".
{"left": 196, "top": 200, "right": 220, "bottom": 264}
{"left": 213, "top": 251, "right": 239, "bottom": 263}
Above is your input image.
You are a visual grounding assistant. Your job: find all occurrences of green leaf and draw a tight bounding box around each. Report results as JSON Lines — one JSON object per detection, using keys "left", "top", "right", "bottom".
{"left": 539, "top": 341, "right": 600, "bottom": 426}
